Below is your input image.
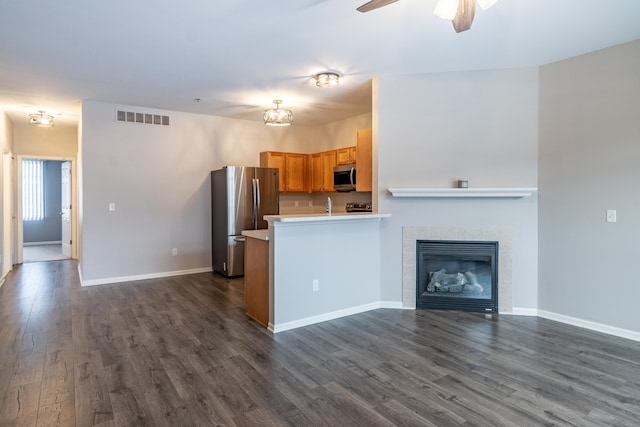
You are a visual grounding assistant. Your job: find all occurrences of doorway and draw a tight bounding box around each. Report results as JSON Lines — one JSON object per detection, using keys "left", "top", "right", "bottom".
{"left": 17, "top": 156, "right": 76, "bottom": 264}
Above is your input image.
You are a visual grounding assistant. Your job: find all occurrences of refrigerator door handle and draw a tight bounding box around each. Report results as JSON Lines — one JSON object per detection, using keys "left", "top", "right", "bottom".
{"left": 255, "top": 178, "right": 261, "bottom": 229}
{"left": 251, "top": 178, "right": 257, "bottom": 228}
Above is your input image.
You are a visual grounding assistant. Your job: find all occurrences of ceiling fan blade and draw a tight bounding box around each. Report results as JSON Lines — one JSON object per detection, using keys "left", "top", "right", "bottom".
{"left": 357, "top": 0, "right": 400, "bottom": 13}
{"left": 452, "top": 0, "right": 475, "bottom": 33}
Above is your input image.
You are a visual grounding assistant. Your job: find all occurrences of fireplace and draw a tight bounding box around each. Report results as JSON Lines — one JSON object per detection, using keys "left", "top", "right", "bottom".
{"left": 416, "top": 240, "right": 498, "bottom": 312}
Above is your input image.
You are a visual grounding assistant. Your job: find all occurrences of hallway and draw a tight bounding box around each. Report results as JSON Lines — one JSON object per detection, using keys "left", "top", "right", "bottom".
{"left": 22, "top": 244, "right": 69, "bottom": 263}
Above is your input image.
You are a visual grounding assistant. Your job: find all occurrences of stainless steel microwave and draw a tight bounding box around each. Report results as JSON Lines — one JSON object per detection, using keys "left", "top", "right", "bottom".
{"left": 334, "top": 164, "right": 356, "bottom": 192}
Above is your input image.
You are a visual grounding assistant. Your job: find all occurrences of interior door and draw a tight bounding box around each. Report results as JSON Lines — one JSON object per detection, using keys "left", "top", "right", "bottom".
{"left": 61, "top": 161, "right": 71, "bottom": 257}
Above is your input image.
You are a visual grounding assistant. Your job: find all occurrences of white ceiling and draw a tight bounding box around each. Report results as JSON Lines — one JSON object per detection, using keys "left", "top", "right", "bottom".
{"left": 1, "top": 0, "right": 639, "bottom": 128}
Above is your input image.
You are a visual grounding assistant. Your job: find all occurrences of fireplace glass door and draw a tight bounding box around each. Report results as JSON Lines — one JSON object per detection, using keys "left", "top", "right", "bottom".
{"left": 416, "top": 240, "right": 498, "bottom": 312}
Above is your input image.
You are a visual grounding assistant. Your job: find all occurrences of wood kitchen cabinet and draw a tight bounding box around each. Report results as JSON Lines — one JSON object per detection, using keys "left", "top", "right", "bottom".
{"left": 260, "top": 151, "right": 306, "bottom": 192}
{"left": 336, "top": 146, "right": 357, "bottom": 165}
{"left": 356, "top": 128, "right": 372, "bottom": 191}
{"left": 243, "top": 233, "right": 269, "bottom": 327}
{"left": 310, "top": 150, "right": 336, "bottom": 192}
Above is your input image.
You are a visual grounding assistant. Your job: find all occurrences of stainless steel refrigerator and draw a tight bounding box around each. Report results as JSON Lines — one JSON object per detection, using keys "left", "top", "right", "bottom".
{"left": 211, "top": 166, "right": 279, "bottom": 277}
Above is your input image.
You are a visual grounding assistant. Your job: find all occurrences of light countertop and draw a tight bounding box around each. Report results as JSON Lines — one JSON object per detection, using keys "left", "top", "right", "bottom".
{"left": 241, "top": 229, "right": 269, "bottom": 241}
{"left": 264, "top": 212, "right": 390, "bottom": 224}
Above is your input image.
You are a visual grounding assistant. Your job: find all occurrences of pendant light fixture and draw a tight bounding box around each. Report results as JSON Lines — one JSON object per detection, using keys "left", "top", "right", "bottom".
{"left": 29, "top": 110, "right": 55, "bottom": 127}
{"left": 263, "top": 100, "right": 293, "bottom": 126}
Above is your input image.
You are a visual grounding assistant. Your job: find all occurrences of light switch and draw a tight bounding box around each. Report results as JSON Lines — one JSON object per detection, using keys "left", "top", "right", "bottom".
{"left": 606, "top": 209, "right": 616, "bottom": 223}
{"left": 109, "top": 203, "right": 116, "bottom": 212}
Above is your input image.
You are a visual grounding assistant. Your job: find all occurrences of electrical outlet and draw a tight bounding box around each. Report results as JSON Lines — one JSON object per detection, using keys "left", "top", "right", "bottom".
{"left": 606, "top": 209, "right": 617, "bottom": 223}
{"left": 109, "top": 202, "right": 116, "bottom": 211}
{"left": 172, "top": 248, "right": 178, "bottom": 256}
{"left": 294, "top": 200, "right": 299, "bottom": 207}
{"left": 312, "top": 279, "right": 319, "bottom": 292}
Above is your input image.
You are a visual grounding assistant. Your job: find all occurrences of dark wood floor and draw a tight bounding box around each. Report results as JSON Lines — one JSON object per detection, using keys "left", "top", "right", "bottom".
{"left": 1, "top": 261, "right": 639, "bottom": 426}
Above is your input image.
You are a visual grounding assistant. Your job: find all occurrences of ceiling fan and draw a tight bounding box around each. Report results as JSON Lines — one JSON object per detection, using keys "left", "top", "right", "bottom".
{"left": 357, "top": 0, "right": 498, "bottom": 33}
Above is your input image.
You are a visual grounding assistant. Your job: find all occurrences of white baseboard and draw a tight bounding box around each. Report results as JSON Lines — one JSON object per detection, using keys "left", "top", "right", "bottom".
{"left": 506, "top": 307, "right": 539, "bottom": 316}
{"left": 538, "top": 310, "right": 640, "bottom": 343}
{"left": 379, "top": 301, "right": 411, "bottom": 309}
{"left": 80, "top": 267, "right": 213, "bottom": 287}
{"left": 270, "top": 302, "right": 384, "bottom": 333}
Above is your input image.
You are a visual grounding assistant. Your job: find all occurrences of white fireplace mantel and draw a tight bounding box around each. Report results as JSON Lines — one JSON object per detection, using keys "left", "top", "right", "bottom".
{"left": 388, "top": 187, "right": 537, "bottom": 199}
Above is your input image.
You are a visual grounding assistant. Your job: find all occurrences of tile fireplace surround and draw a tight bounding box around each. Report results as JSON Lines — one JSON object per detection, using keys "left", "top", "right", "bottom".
{"left": 403, "top": 226, "right": 513, "bottom": 313}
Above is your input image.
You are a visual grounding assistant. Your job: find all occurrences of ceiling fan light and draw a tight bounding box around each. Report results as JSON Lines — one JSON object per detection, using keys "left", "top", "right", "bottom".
{"left": 315, "top": 72, "right": 340, "bottom": 88}
{"left": 28, "top": 110, "right": 54, "bottom": 127}
{"left": 477, "top": 0, "right": 497, "bottom": 10}
{"left": 263, "top": 100, "right": 293, "bottom": 126}
{"left": 434, "top": 0, "right": 458, "bottom": 20}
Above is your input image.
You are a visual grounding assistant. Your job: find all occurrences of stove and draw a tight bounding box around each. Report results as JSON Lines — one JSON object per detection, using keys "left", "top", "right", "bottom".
{"left": 345, "top": 202, "right": 372, "bottom": 212}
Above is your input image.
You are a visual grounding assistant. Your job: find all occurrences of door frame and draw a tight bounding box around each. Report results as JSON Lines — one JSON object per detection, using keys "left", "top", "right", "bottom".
{"left": 15, "top": 155, "right": 77, "bottom": 264}
{"left": 2, "top": 153, "right": 13, "bottom": 278}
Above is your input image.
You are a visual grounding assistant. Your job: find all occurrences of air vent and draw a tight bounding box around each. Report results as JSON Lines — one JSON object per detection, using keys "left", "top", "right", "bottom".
{"left": 115, "top": 110, "right": 170, "bottom": 126}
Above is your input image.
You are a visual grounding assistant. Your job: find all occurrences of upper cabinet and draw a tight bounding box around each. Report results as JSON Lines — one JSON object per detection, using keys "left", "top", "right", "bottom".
{"left": 260, "top": 128, "right": 372, "bottom": 194}
{"left": 355, "top": 128, "right": 372, "bottom": 192}
{"left": 260, "top": 151, "right": 307, "bottom": 192}
{"left": 336, "top": 146, "right": 357, "bottom": 165}
{"left": 310, "top": 150, "right": 336, "bottom": 192}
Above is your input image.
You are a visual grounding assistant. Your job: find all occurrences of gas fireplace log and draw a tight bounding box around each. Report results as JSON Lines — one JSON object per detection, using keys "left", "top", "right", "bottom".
{"left": 425, "top": 269, "right": 483, "bottom": 294}
{"left": 462, "top": 271, "right": 483, "bottom": 294}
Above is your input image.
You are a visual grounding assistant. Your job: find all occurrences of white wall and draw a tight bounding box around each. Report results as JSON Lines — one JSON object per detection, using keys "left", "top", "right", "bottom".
{"left": 376, "top": 68, "right": 540, "bottom": 310}
{"left": 0, "top": 111, "right": 12, "bottom": 153}
{"left": 13, "top": 124, "right": 78, "bottom": 158}
{"left": 79, "top": 100, "right": 314, "bottom": 283}
{"left": 310, "top": 112, "right": 372, "bottom": 153}
{"left": 270, "top": 217, "right": 384, "bottom": 331}
{"left": 539, "top": 40, "right": 640, "bottom": 333}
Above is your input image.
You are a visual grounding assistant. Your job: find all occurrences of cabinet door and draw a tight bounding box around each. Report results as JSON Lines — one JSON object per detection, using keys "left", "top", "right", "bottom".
{"left": 260, "top": 152, "right": 286, "bottom": 192}
{"left": 336, "top": 148, "right": 349, "bottom": 165}
{"left": 336, "top": 146, "right": 357, "bottom": 165}
{"left": 356, "top": 128, "right": 372, "bottom": 191}
{"left": 348, "top": 146, "right": 357, "bottom": 163}
{"left": 285, "top": 153, "right": 306, "bottom": 192}
{"left": 311, "top": 151, "right": 337, "bottom": 192}
{"left": 321, "top": 150, "right": 336, "bottom": 192}
{"left": 310, "top": 153, "right": 323, "bottom": 192}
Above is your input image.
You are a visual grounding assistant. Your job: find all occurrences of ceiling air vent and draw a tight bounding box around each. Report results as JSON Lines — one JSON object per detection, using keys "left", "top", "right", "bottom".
{"left": 115, "top": 110, "right": 170, "bottom": 127}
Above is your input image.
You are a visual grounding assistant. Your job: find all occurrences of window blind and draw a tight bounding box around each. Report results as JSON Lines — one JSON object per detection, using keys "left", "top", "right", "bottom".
{"left": 23, "top": 159, "right": 45, "bottom": 221}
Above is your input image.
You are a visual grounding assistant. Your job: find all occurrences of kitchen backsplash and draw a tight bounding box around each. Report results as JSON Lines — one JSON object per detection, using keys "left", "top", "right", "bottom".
{"left": 279, "top": 192, "right": 372, "bottom": 214}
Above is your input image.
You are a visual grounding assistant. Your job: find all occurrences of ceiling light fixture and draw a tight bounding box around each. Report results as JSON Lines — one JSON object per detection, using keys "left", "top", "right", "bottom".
{"left": 29, "top": 110, "right": 55, "bottom": 127}
{"left": 263, "top": 100, "right": 293, "bottom": 127}
{"left": 315, "top": 72, "right": 340, "bottom": 88}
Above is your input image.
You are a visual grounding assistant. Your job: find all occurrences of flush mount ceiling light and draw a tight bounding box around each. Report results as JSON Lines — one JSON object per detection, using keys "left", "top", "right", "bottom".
{"left": 29, "top": 110, "right": 55, "bottom": 127}
{"left": 358, "top": 0, "right": 497, "bottom": 33}
{"left": 315, "top": 72, "right": 340, "bottom": 88}
{"left": 263, "top": 100, "right": 293, "bottom": 126}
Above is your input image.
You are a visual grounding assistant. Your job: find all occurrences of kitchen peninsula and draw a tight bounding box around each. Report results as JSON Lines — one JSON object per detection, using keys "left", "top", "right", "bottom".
{"left": 244, "top": 212, "right": 390, "bottom": 333}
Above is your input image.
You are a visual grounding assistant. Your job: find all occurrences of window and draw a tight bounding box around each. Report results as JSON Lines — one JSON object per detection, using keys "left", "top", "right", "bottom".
{"left": 22, "top": 159, "right": 45, "bottom": 221}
